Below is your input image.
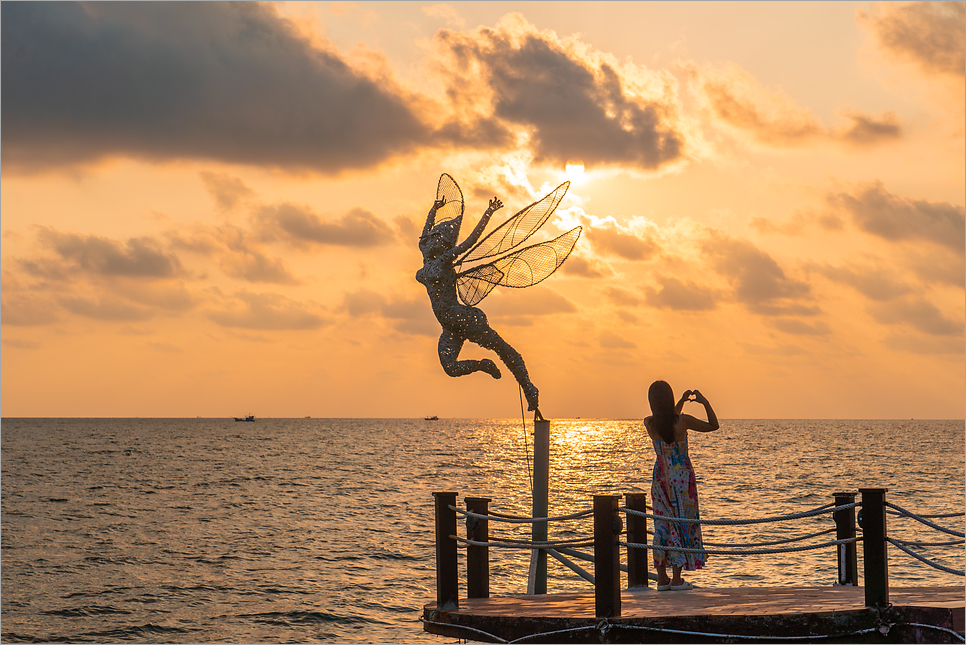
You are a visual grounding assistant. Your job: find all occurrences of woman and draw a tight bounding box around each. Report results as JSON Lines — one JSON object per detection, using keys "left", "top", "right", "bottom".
{"left": 643, "top": 380, "right": 719, "bottom": 591}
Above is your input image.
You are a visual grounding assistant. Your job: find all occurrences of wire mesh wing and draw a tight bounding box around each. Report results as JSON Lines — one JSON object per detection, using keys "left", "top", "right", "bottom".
{"left": 459, "top": 181, "right": 570, "bottom": 264}
{"left": 433, "top": 173, "right": 464, "bottom": 230}
{"left": 457, "top": 226, "right": 582, "bottom": 306}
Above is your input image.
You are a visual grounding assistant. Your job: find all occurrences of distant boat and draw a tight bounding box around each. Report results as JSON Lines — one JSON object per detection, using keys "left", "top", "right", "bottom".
{"left": 424, "top": 415, "right": 439, "bottom": 421}
{"left": 234, "top": 415, "right": 255, "bottom": 422}
{"left": 305, "top": 416, "right": 311, "bottom": 418}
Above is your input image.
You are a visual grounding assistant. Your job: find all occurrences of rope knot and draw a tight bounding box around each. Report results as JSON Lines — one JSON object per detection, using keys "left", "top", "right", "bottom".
{"left": 596, "top": 618, "right": 611, "bottom": 636}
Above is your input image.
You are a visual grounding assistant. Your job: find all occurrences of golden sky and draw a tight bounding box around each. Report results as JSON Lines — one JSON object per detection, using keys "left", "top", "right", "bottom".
{"left": 2, "top": 1, "right": 963, "bottom": 419}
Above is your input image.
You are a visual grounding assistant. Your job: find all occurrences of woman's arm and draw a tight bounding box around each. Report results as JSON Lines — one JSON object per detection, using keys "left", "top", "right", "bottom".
{"left": 451, "top": 197, "right": 503, "bottom": 257}
{"left": 683, "top": 390, "right": 719, "bottom": 432}
{"left": 675, "top": 390, "right": 693, "bottom": 415}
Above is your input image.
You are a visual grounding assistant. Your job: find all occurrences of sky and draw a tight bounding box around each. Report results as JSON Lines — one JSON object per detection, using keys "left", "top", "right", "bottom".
{"left": 1, "top": 1, "right": 963, "bottom": 419}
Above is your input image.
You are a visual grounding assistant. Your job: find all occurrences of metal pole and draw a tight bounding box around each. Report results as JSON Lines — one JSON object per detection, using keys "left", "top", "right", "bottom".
{"left": 625, "top": 493, "right": 649, "bottom": 588}
{"left": 833, "top": 492, "right": 858, "bottom": 586}
{"left": 859, "top": 488, "right": 889, "bottom": 608}
{"left": 433, "top": 491, "right": 459, "bottom": 610}
{"left": 527, "top": 417, "right": 550, "bottom": 594}
{"left": 466, "top": 497, "right": 490, "bottom": 599}
{"left": 593, "top": 494, "right": 622, "bottom": 618}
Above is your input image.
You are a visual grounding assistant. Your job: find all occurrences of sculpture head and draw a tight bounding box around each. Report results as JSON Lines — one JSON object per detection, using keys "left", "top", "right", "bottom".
{"left": 419, "top": 218, "right": 461, "bottom": 259}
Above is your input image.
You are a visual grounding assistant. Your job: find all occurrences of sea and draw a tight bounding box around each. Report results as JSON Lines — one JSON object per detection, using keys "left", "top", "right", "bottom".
{"left": 1, "top": 418, "right": 963, "bottom": 643}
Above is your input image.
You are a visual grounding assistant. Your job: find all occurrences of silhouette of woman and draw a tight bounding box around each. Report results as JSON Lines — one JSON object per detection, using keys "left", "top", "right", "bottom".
{"left": 643, "top": 380, "right": 719, "bottom": 591}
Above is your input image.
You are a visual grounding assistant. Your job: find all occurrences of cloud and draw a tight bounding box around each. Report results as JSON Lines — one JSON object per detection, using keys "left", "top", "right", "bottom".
{"left": 59, "top": 296, "right": 152, "bottom": 321}
{"left": 586, "top": 226, "right": 660, "bottom": 261}
{"left": 702, "top": 231, "right": 817, "bottom": 316}
{"left": 34, "top": 229, "right": 183, "bottom": 279}
{"left": 258, "top": 204, "right": 396, "bottom": 247}
{"left": 0, "top": 294, "right": 59, "bottom": 326}
{"left": 867, "top": 298, "right": 962, "bottom": 336}
{"left": 769, "top": 318, "right": 832, "bottom": 336}
{"left": 1, "top": 339, "right": 41, "bottom": 350}
{"left": 484, "top": 288, "right": 578, "bottom": 325}
{"left": 811, "top": 263, "right": 914, "bottom": 301}
{"left": 692, "top": 64, "right": 903, "bottom": 148}
{"left": 859, "top": 1, "right": 966, "bottom": 78}
{"left": 166, "top": 223, "right": 300, "bottom": 284}
{"left": 828, "top": 181, "right": 965, "bottom": 254}
{"left": 200, "top": 172, "right": 256, "bottom": 212}
{"left": 342, "top": 288, "right": 439, "bottom": 336}
{"left": 432, "top": 14, "right": 689, "bottom": 170}
{"left": 1, "top": 2, "right": 430, "bottom": 172}
{"left": 644, "top": 275, "right": 717, "bottom": 311}
{"left": 561, "top": 255, "right": 612, "bottom": 278}
{"left": 208, "top": 291, "right": 327, "bottom": 330}
{"left": 600, "top": 330, "right": 636, "bottom": 349}
{"left": 602, "top": 286, "right": 644, "bottom": 308}
{"left": 883, "top": 332, "right": 965, "bottom": 355}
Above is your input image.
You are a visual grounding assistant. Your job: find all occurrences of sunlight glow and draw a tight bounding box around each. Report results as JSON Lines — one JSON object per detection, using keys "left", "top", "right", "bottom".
{"left": 565, "top": 162, "right": 585, "bottom": 182}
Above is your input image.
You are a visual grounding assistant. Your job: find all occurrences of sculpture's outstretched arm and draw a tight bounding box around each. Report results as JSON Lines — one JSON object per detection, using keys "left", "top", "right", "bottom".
{"left": 452, "top": 197, "right": 502, "bottom": 258}
{"left": 422, "top": 198, "right": 446, "bottom": 238}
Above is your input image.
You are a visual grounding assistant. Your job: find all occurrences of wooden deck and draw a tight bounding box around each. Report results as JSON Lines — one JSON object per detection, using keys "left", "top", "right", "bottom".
{"left": 423, "top": 586, "right": 965, "bottom": 643}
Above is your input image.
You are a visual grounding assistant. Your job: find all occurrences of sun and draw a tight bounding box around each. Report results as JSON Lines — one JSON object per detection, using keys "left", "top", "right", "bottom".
{"left": 565, "top": 161, "right": 585, "bottom": 182}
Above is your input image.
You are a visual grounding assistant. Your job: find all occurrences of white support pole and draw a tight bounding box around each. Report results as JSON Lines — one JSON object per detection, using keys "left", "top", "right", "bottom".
{"left": 527, "top": 416, "right": 550, "bottom": 594}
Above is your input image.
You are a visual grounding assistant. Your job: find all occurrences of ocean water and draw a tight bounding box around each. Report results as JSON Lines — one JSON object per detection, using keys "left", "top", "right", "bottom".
{"left": 1, "top": 418, "right": 963, "bottom": 643}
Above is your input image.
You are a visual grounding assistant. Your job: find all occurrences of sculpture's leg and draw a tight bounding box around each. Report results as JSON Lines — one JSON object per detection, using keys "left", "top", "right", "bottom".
{"left": 438, "top": 329, "right": 502, "bottom": 379}
{"left": 473, "top": 327, "right": 539, "bottom": 412}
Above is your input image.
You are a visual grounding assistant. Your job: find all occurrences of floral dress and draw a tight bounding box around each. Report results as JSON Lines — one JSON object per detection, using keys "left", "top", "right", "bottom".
{"left": 651, "top": 438, "right": 706, "bottom": 570}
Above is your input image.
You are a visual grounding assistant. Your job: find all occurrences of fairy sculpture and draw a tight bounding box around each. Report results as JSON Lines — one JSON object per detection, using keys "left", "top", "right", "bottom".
{"left": 416, "top": 174, "right": 581, "bottom": 414}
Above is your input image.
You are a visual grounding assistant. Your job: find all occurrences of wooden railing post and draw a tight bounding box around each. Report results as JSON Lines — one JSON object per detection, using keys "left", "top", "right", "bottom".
{"left": 593, "top": 494, "right": 621, "bottom": 618}
{"left": 528, "top": 417, "right": 551, "bottom": 595}
{"left": 859, "top": 488, "right": 889, "bottom": 608}
{"left": 466, "top": 497, "right": 490, "bottom": 599}
{"left": 625, "top": 493, "right": 649, "bottom": 588}
{"left": 833, "top": 492, "right": 858, "bottom": 586}
{"left": 433, "top": 491, "right": 459, "bottom": 610}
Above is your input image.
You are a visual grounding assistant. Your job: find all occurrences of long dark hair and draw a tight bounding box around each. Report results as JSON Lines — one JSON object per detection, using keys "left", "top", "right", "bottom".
{"left": 648, "top": 380, "right": 678, "bottom": 444}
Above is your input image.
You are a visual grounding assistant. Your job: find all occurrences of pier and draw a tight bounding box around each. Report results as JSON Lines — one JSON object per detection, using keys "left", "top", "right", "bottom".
{"left": 423, "top": 488, "right": 965, "bottom": 643}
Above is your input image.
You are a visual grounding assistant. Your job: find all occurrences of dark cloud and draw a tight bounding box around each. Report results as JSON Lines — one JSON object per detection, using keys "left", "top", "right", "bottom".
{"left": 562, "top": 255, "right": 612, "bottom": 278}
{"left": 0, "top": 294, "right": 60, "bottom": 326}
{"left": 602, "top": 286, "right": 644, "bottom": 307}
{"left": 259, "top": 204, "right": 396, "bottom": 248}
{"left": 644, "top": 275, "right": 717, "bottom": 311}
{"left": 435, "top": 21, "right": 686, "bottom": 170}
{"left": 828, "top": 181, "right": 965, "bottom": 254}
{"left": 837, "top": 111, "right": 902, "bottom": 146}
{"left": 696, "top": 66, "right": 903, "bottom": 148}
{"left": 200, "top": 171, "right": 256, "bottom": 212}
{"left": 35, "top": 229, "right": 183, "bottom": 279}
{"left": 586, "top": 227, "right": 659, "bottom": 261}
{"left": 812, "top": 263, "right": 913, "bottom": 301}
{"left": 484, "top": 288, "right": 577, "bottom": 326}
{"left": 859, "top": 1, "right": 966, "bottom": 78}
{"left": 59, "top": 296, "right": 152, "bottom": 321}
{"left": 600, "top": 330, "right": 636, "bottom": 349}
{"left": 208, "top": 291, "right": 327, "bottom": 330}
{"left": 219, "top": 251, "right": 300, "bottom": 285}
{"left": 342, "top": 288, "right": 438, "bottom": 336}
{"left": 1, "top": 339, "right": 41, "bottom": 350}
{"left": 867, "top": 298, "right": 962, "bottom": 336}
{"left": 1, "top": 2, "right": 431, "bottom": 172}
{"left": 702, "top": 231, "right": 817, "bottom": 316}
{"left": 769, "top": 318, "right": 831, "bottom": 336}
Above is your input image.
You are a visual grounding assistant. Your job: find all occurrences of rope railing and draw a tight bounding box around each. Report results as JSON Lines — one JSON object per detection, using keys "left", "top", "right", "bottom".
{"left": 892, "top": 537, "right": 965, "bottom": 547}
{"left": 623, "top": 536, "right": 861, "bottom": 557}
{"left": 453, "top": 535, "right": 596, "bottom": 550}
{"left": 885, "top": 502, "right": 965, "bottom": 538}
{"left": 887, "top": 537, "right": 965, "bottom": 576}
{"left": 621, "top": 501, "right": 858, "bottom": 525}
{"left": 703, "top": 527, "right": 836, "bottom": 548}
{"left": 451, "top": 504, "right": 593, "bottom": 524}
{"left": 887, "top": 509, "right": 965, "bottom": 519}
